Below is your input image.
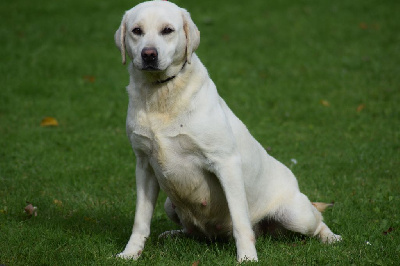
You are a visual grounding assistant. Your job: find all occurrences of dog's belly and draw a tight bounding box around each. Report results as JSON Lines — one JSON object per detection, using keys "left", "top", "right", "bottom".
{"left": 154, "top": 160, "right": 232, "bottom": 237}
{"left": 133, "top": 131, "right": 233, "bottom": 237}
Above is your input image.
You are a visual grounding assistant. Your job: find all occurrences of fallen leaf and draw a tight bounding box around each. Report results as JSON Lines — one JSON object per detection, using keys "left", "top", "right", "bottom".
{"left": 54, "top": 199, "right": 63, "bottom": 207}
{"left": 383, "top": 227, "right": 394, "bottom": 235}
{"left": 24, "top": 203, "right": 38, "bottom": 217}
{"left": 357, "top": 104, "right": 365, "bottom": 112}
{"left": 222, "top": 34, "right": 230, "bottom": 41}
{"left": 192, "top": 261, "right": 200, "bottom": 266}
{"left": 84, "top": 216, "right": 98, "bottom": 223}
{"left": 320, "top": 100, "right": 330, "bottom": 107}
{"left": 359, "top": 22, "right": 368, "bottom": 30}
{"left": 41, "top": 117, "right": 59, "bottom": 127}
{"left": 83, "top": 75, "right": 96, "bottom": 83}
{"left": 0, "top": 206, "right": 7, "bottom": 214}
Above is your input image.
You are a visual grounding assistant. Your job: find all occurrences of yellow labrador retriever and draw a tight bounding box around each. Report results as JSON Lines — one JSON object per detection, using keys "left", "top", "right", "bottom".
{"left": 114, "top": 0, "right": 341, "bottom": 262}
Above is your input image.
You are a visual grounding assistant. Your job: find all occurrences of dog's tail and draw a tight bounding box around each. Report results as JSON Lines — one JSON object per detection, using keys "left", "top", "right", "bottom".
{"left": 312, "top": 202, "right": 334, "bottom": 212}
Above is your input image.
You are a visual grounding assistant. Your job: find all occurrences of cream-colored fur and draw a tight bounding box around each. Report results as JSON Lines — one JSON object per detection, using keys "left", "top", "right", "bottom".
{"left": 114, "top": 1, "right": 341, "bottom": 262}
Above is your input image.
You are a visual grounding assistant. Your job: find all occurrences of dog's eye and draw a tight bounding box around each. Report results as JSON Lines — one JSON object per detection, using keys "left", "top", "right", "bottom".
{"left": 132, "top": 27, "right": 143, "bottom": 35}
{"left": 161, "top": 27, "right": 174, "bottom": 35}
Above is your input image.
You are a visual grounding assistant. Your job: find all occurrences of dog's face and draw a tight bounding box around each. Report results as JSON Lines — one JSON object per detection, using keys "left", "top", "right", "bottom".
{"left": 115, "top": 1, "right": 200, "bottom": 72}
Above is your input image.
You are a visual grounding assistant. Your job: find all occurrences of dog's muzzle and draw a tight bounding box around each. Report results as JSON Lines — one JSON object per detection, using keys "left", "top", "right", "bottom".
{"left": 141, "top": 47, "right": 158, "bottom": 70}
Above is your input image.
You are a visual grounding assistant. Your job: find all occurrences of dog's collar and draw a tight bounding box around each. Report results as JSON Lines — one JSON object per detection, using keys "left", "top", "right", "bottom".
{"left": 156, "top": 61, "right": 187, "bottom": 84}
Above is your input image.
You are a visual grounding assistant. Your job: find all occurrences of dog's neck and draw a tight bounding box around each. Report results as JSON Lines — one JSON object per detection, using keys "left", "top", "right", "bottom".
{"left": 127, "top": 55, "right": 206, "bottom": 115}
{"left": 127, "top": 58, "right": 189, "bottom": 113}
{"left": 156, "top": 60, "right": 187, "bottom": 84}
{"left": 131, "top": 60, "right": 188, "bottom": 86}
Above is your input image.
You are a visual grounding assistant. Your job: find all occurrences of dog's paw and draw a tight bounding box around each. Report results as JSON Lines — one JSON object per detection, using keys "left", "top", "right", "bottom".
{"left": 322, "top": 233, "right": 342, "bottom": 244}
{"left": 116, "top": 249, "right": 142, "bottom": 260}
{"left": 237, "top": 246, "right": 258, "bottom": 263}
{"left": 238, "top": 254, "right": 258, "bottom": 263}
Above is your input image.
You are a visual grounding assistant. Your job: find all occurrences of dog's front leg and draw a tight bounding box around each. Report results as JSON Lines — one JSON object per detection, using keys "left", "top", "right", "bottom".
{"left": 117, "top": 156, "right": 159, "bottom": 260}
{"left": 213, "top": 154, "right": 258, "bottom": 262}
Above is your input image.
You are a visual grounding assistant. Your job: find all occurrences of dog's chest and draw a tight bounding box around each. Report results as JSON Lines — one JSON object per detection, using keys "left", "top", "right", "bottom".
{"left": 127, "top": 109, "right": 201, "bottom": 173}
{"left": 127, "top": 110, "right": 170, "bottom": 154}
{"left": 127, "top": 109, "right": 219, "bottom": 203}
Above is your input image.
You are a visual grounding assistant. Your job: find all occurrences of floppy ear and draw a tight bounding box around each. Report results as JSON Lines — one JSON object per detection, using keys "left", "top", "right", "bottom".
{"left": 114, "top": 16, "right": 127, "bottom": 65}
{"left": 181, "top": 9, "right": 200, "bottom": 64}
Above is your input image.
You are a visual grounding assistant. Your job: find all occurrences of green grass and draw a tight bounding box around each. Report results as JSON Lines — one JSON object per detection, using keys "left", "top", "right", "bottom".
{"left": 1, "top": 0, "right": 399, "bottom": 265}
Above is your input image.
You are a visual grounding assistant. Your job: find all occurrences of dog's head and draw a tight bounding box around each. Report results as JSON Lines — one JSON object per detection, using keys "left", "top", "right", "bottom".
{"left": 114, "top": 1, "right": 200, "bottom": 73}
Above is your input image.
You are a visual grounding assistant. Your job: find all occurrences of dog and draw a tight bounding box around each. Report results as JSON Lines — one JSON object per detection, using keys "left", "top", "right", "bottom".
{"left": 114, "top": 0, "right": 341, "bottom": 262}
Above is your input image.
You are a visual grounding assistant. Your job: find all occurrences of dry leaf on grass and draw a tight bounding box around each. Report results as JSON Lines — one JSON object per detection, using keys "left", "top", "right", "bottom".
{"left": 24, "top": 203, "right": 38, "bottom": 217}
{"left": 357, "top": 104, "right": 366, "bottom": 112}
{"left": 84, "top": 216, "right": 98, "bottom": 224}
{"left": 192, "top": 260, "right": 200, "bottom": 266}
{"left": 83, "top": 75, "right": 96, "bottom": 83}
{"left": 359, "top": 22, "right": 368, "bottom": 30}
{"left": 40, "top": 117, "right": 59, "bottom": 127}
{"left": 383, "top": 227, "right": 394, "bottom": 235}
{"left": 54, "top": 199, "right": 63, "bottom": 207}
{"left": 320, "top": 100, "right": 330, "bottom": 107}
{"left": 359, "top": 23, "right": 380, "bottom": 30}
{"left": 0, "top": 206, "right": 7, "bottom": 214}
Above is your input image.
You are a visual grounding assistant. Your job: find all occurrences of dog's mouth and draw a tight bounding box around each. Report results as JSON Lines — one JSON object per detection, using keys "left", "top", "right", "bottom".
{"left": 141, "top": 65, "right": 160, "bottom": 71}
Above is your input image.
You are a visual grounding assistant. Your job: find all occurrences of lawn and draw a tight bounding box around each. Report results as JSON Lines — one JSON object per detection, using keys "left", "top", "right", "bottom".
{"left": 1, "top": 0, "right": 399, "bottom": 265}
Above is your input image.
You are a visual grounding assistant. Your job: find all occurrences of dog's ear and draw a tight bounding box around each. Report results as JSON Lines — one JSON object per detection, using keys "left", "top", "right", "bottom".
{"left": 181, "top": 9, "right": 200, "bottom": 64}
{"left": 114, "top": 15, "right": 127, "bottom": 65}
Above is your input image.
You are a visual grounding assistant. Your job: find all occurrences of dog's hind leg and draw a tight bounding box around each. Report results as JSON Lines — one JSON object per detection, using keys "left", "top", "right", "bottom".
{"left": 158, "top": 197, "right": 186, "bottom": 239}
{"left": 158, "top": 229, "right": 186, "bottom": 239}
{"left": 164, "top": 197, "right": 181, "bottom": 225}
{"left": 273, "top": 193, "right": 342, "bottom": 243}
{"left": 161, "top": 197, "right": 203, "bottom": 239}
{"left": 314, "top": 221, "right": 342, "bottom": 243}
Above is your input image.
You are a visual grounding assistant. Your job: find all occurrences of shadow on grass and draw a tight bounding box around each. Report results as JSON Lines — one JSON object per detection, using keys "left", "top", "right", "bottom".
{"left": 12, "top": 200, "right": 322, "bottom": 264}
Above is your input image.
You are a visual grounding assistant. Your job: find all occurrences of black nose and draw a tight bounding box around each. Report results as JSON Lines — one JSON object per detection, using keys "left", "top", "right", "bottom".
{"left": 141, "top": 47, "right": 158, "bottom": 63}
